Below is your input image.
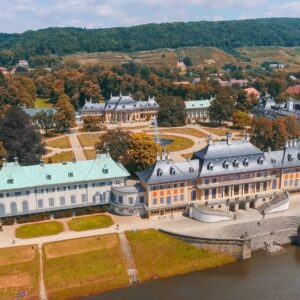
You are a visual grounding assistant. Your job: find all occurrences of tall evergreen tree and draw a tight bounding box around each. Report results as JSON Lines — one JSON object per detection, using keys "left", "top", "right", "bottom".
{"left": 0, "top": 106, "right": 45, "bottom": 165}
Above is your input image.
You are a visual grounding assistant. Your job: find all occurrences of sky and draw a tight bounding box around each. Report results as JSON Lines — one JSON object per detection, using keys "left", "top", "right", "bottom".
{"left": 0, "top": 0, "right": 300, "bottom": 33}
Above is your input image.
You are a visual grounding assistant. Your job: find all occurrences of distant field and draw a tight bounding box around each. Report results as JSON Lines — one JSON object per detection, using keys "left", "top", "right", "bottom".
{"left": 63, "top": 46, "right": 300, "bottom": 71}
{"left": 238, "top": 46, "right": 300, "bottom": 71}
{"left": 63, "top": 47, "right": 238, "bottom": 69}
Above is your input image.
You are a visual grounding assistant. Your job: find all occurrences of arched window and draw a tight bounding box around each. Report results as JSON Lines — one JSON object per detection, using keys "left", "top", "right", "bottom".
{"left": 191, "top": 190, "right": 197, "bottom": 201}
{"left": 0, "top": 204, "right": 5, "bottom": 216}
{"left": 10, "top": 202, "right": 17, "bottom": 214}
{"left": 22, "top": 201, "right": 29, "bottom": 213}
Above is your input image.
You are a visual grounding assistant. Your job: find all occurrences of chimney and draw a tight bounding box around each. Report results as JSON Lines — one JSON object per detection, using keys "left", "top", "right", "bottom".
{"left": 161, "top": 150, "right": 166, "bottom": 161}
{"left": 226, "top": 131, "right": 232, "bottom": 145}
{"left": 14, "top": 156, "right": 19, "bottom": 165}
{"left": 207, "top": 134, "right": 213, "bottom": 146}
{"left": 40, "top": 159, "right": 45, "bottom": 166}
{"left": 245, "top": 131, "right": 250, "bottom": 142}
{"left": 167, "top": 151, "right": 171, "bottom": 160}
{"left": 2, "top": 158, "right": 6, "bottom": 166}
{"left": 156, "top": 152, "right": 161, "bottom": 161}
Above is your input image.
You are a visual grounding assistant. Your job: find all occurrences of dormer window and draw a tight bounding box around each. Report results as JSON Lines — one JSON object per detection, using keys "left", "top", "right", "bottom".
{"left": 233, "top": 160, "right": 239, "bottom": 168}
{"left": 102, "top": 165, "right": 109, "bottom": 174}
{"left": 207, "top": 162, "right": 213, "bottom": 171}
{"left": 257, "top": 156, "right": 264, "bottom": 165}
{"left": 271, "top": 158, "right": 276, "bottom": 163}
{"left": 68, "top": 172, "right": 73, "bottom": 177}
{"left": 170, "top": 167, "right": 176, "bottom": 175}
{"left": 243, "top": 158, "right": 249, "bottom": 167}
{"left": 46, "top": 175, "right": 52, "bottom": 180}
{"left": 298, "top": 153, "right": 300, "bottom": 160}
{"left": 189, "top": 167, "right": 194, "bottom": 173}
{"left": 288, "top": 154, "right": 294, "bottom": 162}
{"left": 157, "top": 168, "right": 163, "bottom": 177}
{"left": 7, "top": 178, "right": 13, "bottom": 184}
{"left": 223, "top": 160, "right": 229, "bottom": 169}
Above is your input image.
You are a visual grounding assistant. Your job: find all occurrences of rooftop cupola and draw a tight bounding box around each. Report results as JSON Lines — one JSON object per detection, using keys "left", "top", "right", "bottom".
{"left": 207, "top": 134, "right": 213, "bottom": 146}
{"left": 226, "top": 131, "right": 232, "bottom": 145}
{"left": 245, "top": 131, "right": 250, "bottom": 142}
{"left": 14, "top": 156, "right": 19, "bottom": 165}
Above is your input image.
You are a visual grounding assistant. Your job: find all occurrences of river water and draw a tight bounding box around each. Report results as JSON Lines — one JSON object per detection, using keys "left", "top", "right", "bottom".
{"left": 84, "top": 245, "right": 300, "bottom": 300}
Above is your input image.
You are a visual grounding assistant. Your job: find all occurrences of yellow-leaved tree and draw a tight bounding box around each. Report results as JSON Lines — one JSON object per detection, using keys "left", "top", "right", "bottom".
{"left": 126, "top": 133, "right": 161, "bottom": 173}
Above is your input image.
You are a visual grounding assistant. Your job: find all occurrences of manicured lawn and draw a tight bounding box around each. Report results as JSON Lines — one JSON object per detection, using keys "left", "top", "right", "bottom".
{"left": 0, "top": 245, "right": 39, "bottom": 299}
{"left": 35, "top": 97, "right": 53, "bottom": 108}
{"left": 161, "top": 135, "right": 194, "bottom": 152}
{"left": 15, "top": 221, "right": 64, "bottom": 239}
{"left": 163, "top": 127, "right": 207, "bottom": 138}
{"left": 84, "top": 149, "right": 97, "bottom": 160}
{"left": 43, "top": 234, "right": 129, "bottom": 300}
{"left": 45, "top": 136, "right": 71, "bottom": 148}
{"left": 45, "top": 151, "right": 75, "bottom": 163}
{"left": 202, "top": 127, "right": 229, "bottom": 136}
{"left": 126, "top": 229, "right": 235, "bottom": 282}
{"left": 77, "top": 133, "right": 102, "bottom": 147}
{"left": 67, "top": 214, "right": 114, "bottom": 231}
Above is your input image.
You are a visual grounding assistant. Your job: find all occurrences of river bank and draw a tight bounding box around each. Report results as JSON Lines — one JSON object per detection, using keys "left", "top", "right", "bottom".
{"left": 85, "top": 245, "right": 300, "bottom": 300}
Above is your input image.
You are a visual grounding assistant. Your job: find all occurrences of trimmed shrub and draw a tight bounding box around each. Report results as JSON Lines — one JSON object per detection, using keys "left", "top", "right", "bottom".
{"left": 1, "top": 217, "right": 15, "bottom": 226}
{"left": 16, "top": 212, "right": 51, "bottom": 224}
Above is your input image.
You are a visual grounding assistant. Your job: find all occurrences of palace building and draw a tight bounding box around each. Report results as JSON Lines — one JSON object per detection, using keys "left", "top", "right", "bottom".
{"left": 184, "top": 97, "right": 214, "bottom": 123}
{"left": 80, "top": 94, "right": 159, "bottom": 123}
{"left": 0, "top": 153, "right": 129, "bottom": 217}
{"left": 0, "top": 132, "right": 299, "bottom": 221}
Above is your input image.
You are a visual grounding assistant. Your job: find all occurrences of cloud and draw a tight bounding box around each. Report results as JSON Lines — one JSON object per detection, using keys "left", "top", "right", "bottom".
{"left": 266, "top": 1, "right": 300, "bottom": 17}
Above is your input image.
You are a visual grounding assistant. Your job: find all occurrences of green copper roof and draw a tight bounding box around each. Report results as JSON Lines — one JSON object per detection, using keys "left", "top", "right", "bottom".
{"left": 184, "top": 98, "right": 214, "bottom": 109}
{"left": 0, "top": 154, "right": 130, "bottom": 191}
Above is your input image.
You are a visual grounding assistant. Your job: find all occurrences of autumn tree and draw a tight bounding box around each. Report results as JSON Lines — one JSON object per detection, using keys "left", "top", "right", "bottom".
{"left": 232, "top": 111, "right": 251, "bottom": 129}
{"left": 250, "top": 117, "right": 292, "bottom": 151}
{"left": 209, "top": 92, "right": 235, "bottom": 125}
{"left": 54, "top": 94, "right": 75, "bottom": 133}
{"left": 83, "top": 116, "right": 106, "bottom": 132}
{"left": 157, "top": 96, "right": 186, "bottom": 127}
{"left": 0, "top": 106, "right": 45, "bottom": 165}
{"left": 126, "top": 133, "right": 161, "bottom": 173}
{"left": 96, "top": 129, "right": 131, "bottom": 163}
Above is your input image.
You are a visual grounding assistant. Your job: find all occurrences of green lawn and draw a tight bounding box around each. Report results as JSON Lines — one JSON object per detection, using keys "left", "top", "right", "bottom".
{"left": 35, "top": 97, "right": 53, "bottom": 108}
{"left": 45, "top": 136, "right": 71, "bottom": 148}
{"left": 77, "top": 133, "right": 102, "bottom": 147}
{"left": 43, "top": 234, "right": 129, "bottom": 299}
{"left": 15, "top": 221, "right": 64, "bottom": 239}
{"left": 68, "top": 214, "right": 114, "bottom": 231}
{"left": 45, "top": 151, "right": 75, "bottom": 163}
{"left": 0, "top": 245, "right": 39, "bottom": 300}
{"left": 162, "top": 127, "right": 207, "bottom": 138}
{"left": 84, "top": 149, "right": 97, "bottom": 160}
{"left": 126, "top": 229, "right": 235, "bottom": 282}
{"left": 161, "top": 135, "right": 194, "bottom": 152}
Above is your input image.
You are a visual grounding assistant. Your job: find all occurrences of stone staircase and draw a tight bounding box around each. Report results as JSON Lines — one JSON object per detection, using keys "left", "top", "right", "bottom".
{"left": 256, "top": 191, "right": 289, "bottom": 214}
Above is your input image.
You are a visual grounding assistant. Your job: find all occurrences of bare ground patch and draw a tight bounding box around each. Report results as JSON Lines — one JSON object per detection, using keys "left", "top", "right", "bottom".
{"left": 44, "top": 234, "right": 118, "bottom": 258}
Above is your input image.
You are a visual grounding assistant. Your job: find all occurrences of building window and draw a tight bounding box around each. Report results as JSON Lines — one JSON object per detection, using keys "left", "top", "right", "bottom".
{"left": 139, "top": 196, "right": 144, "bottom": 204}
{"left": 212, "top": 188, "right": 216, "bottom": 199}
{"left": 191, "top": 190, "right": 197, "bottom": 201}
{"left": 71, "top": 195, "right": 76, "bottom": 204}
{"left": 81, "top": 194, "right": 87, "bottom": 203}
{"left": 174, "top": 195, "right": 178, "bottom": 202}
{"left": 212, "top": 178, "right": 217, "bottom": 183}
{"left": 166, "top": 196, "right": 171, "bottom": 204}
{"left": 0, "top": 194, "right": 3, "bottom": 198}
{"left": 128, "top": 197, "right": 134, "bottom": 205}
{"left": 59, "top": 196, "right": 65, "bottom": 205}
{"left": 37, "top": 199, "right": 43, "bottom": 209}
{"left": 244, "top": 184, "right": 249, "bottom": 194}
{"left": 118, "top": 196, "right": 123, "bottom": 204}
{"left": 99, "top": 182, "right": 105, "bottom": 187}
{"left": 204, "top": 189, "right": 209, "bottom": 200}
{"left": 0, "top": 204, "right": 5, "bottom": 216}
{"left": 272, "top": 179, "right": 277, "bottom": 190}
{"left": 22, "top": 201, "right": 29, "bottom": 213}
{"left": 205, "top": 179, "right": 209, "bottom": 184}
{"left": 234, "top": 185, "right": 239, "bottom": 195}
{"left": 180, "top": 194, "right": 184, "bottom": 201}
{"left": 49, "top": 198, "right": 55, "bottom": 207}
{"left": 153, "top": 198, "right": 157, "bottom": 205}
{"left": 15, "top": 192, "right": 21, "bottom": 196}
{"left": 160, "top": 197, "right": 164, "bottom": 204}
{"left": 180, "top": 183, "right": 184, "bottom": 187}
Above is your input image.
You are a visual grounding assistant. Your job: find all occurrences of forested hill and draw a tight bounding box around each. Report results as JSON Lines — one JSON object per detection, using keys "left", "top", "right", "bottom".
{"left": 1, "top": 18, "right": 300, "bottom": 59}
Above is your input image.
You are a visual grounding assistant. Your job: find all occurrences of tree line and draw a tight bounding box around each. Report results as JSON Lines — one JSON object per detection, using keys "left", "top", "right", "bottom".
{"left": 1, "top": 18, "right": 300, "bottom": 66}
